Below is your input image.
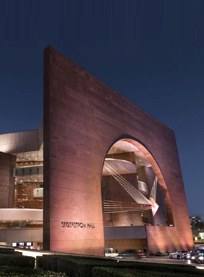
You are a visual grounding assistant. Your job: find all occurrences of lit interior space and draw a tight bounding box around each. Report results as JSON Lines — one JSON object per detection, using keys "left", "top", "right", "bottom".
{"left": 0, "top": 130, "right": 43, "bottom": 250}
{"left": 101, "top": 138, "right": 173, "bottom": 252}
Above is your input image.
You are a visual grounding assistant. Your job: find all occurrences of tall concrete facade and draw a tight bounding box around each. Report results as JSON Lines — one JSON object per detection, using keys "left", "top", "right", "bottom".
{"left": 43, "top": 47, "right": 193, "bottom": 255}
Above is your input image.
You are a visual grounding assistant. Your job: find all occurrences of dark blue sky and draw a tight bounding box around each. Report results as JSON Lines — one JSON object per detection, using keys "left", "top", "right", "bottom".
{"left": 0, "top": 0, "right": 204, "bottom": 218}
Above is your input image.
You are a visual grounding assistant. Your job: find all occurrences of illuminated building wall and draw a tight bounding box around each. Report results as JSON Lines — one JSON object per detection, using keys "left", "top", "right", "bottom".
{"left": 0, "top": 130, "right": 43, "bottom": 248}
{"left": 0, "top": 47, "right": 193, "bottom": 254}
{"left": 43, "top": 47, "right": 193, "bottom": 255}
{"left": 0, "top": 152, "right": 15, "bottom": 208}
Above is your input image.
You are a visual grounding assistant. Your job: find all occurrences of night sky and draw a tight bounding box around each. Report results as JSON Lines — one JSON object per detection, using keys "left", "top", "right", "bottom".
{"left": 0, "top": 0, "right": 204, "bottom": 218}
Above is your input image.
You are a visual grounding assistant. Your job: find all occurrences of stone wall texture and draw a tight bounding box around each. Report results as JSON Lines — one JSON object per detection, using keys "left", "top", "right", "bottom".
{"left": 43, "top": 46, "right": 193, "bottom": 255}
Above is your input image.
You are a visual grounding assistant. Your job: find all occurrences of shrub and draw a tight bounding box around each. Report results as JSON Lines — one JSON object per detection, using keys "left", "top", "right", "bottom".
{"left": 37, "top": 254, "right": 204, "bottom": 277}
{"left": 0, "top": 247, "right": 15, "bottom": 255}
{"left": 36, "top": 255, "right": 60, "bottom": 271}
{"left": 37, "top": 255, "right": 119, "bottom": 277}
{"left": 0, "top": 254, "right": 35, "bottom": 268}
{"left": 0, "top": 266, "right": 67, "bottom": 276}
{"left": 92, "top": 267, "right": 204, "bottom": 277}
{"left": 36, "top": 256, "right": 43, "bottom": 269}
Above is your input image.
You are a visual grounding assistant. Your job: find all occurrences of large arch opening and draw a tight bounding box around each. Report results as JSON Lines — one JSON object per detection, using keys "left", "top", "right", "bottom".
{"left": 101, "top": 138, "right": 174, "bottom": 254}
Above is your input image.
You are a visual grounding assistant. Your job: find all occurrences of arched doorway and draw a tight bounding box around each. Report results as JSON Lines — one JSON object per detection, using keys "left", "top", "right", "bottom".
{"left": 101, "top": 138, "right": 174, "bottom": 254}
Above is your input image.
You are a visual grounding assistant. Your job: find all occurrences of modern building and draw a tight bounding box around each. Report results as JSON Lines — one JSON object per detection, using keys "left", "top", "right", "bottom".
{"left": 190, "top": 216, "right": 204, "bottom": 245}
{"left": 0, "top": 47, "right": 193, "bottom": 255}
{"left": 0, "top": 128, "right": 43, "bottom": 250}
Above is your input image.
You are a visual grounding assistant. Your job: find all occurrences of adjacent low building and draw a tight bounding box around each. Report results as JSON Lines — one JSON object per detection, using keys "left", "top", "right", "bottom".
{"left": 0, "top": 47, "right": 193, "bottom": 255}
{"left": 0, "top": 129, "right": 43, "bottom": 249}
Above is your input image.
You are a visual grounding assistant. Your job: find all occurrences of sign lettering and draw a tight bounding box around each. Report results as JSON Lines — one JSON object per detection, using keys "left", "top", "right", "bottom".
{"left": 61, "top": 221, "right": 95, "bottom": 229}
